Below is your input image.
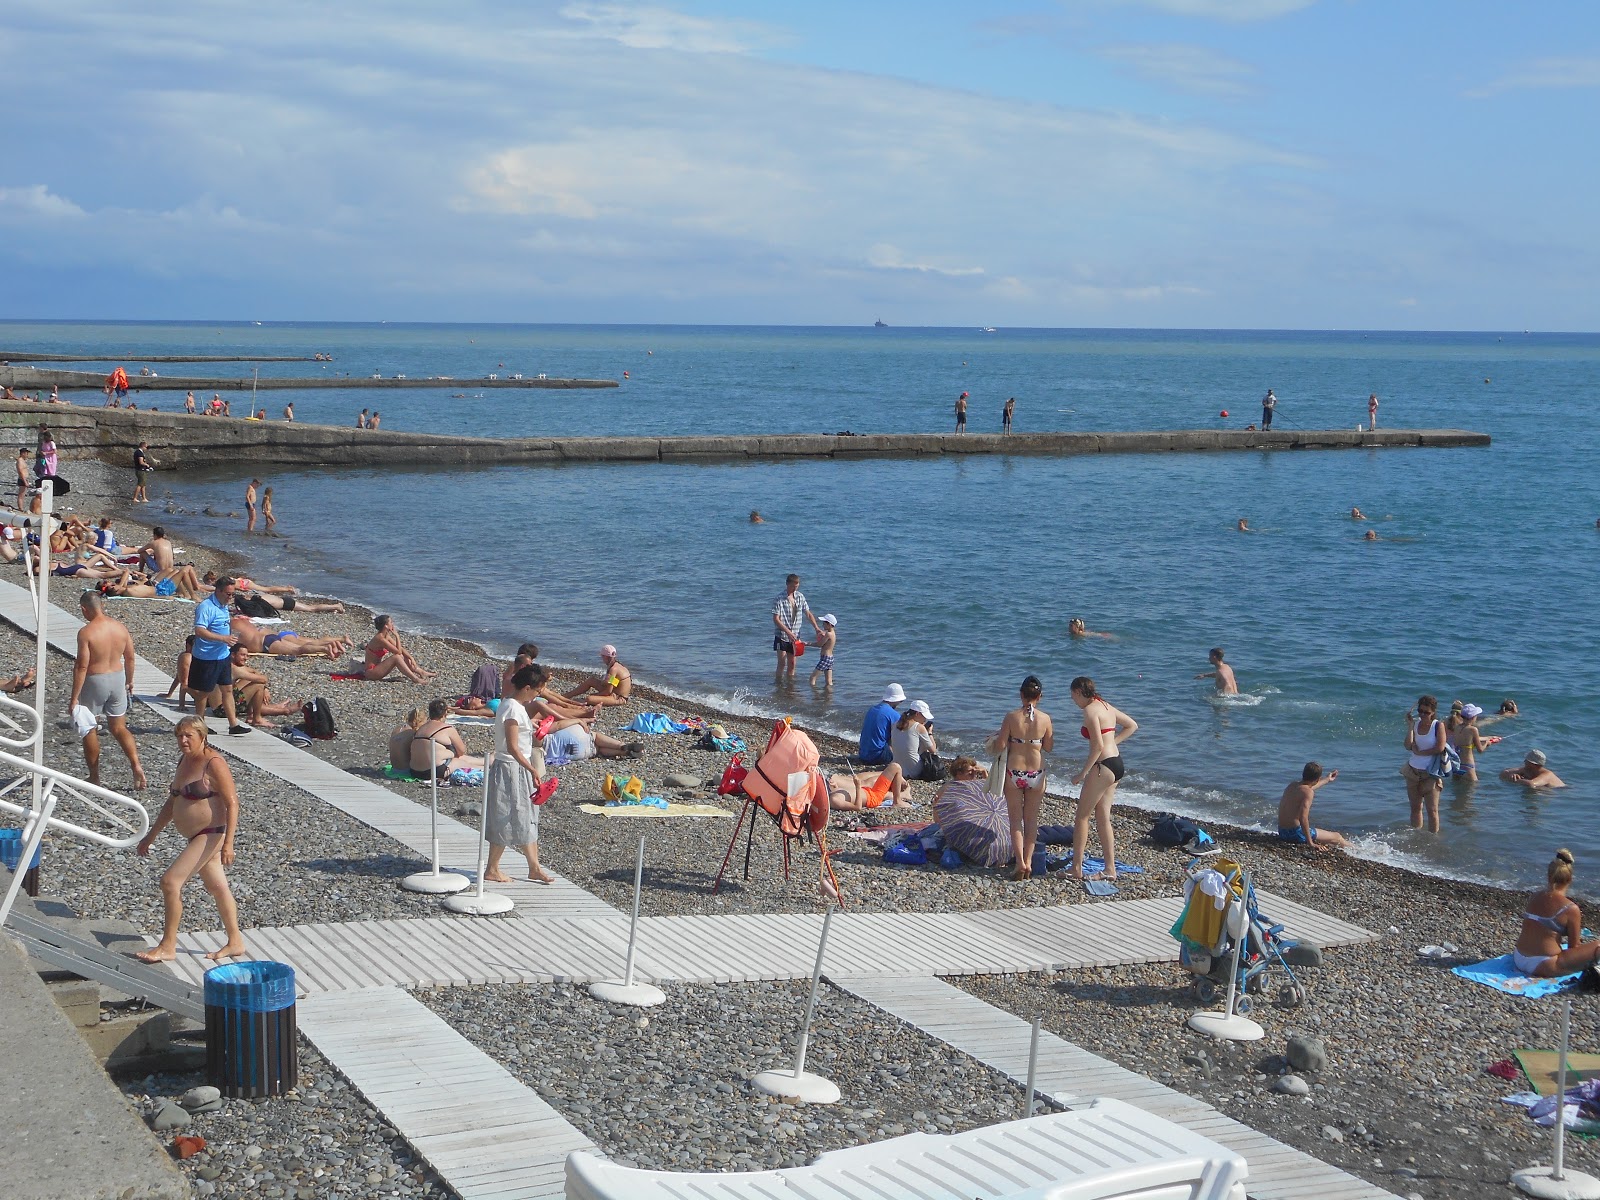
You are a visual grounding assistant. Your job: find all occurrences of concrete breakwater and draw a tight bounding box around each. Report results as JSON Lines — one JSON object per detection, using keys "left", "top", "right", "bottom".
{"left": 0, "top": 352, "right": 314, "bottom": 363}
{"left": 0, "top": 401, "right": 1488, "bottom": 471}
{"left": 0, "top": 365, "right": 616, "bottom": 392}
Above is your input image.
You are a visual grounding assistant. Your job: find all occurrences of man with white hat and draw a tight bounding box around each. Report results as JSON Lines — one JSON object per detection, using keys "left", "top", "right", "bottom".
{"left": 858, "top": 682, "right": 905, "bottom": 765}
{"left": 1501, "top": 748, "right": 1565, "bottom": 789}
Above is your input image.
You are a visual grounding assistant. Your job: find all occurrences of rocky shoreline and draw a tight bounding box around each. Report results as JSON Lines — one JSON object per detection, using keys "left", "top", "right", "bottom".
{"left": 7, "top": 455, "right": 1596, "bottom": 1200}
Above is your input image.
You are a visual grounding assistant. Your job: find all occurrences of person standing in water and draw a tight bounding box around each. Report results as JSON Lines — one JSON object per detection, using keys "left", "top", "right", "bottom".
{"left": 244, "top": 479, "right": 260, "bottom": 532}
{"left": 1195, "top": 647, "right": 1238, "bottom": 695}
{"left": 809, "top": 614, "right": 837, "bottom": 689}
{"left": 261, "top": 486, "right": 276, "bottom": 533}
{"left": 1403, "top": 695, "right": 1447, "bottom": 832}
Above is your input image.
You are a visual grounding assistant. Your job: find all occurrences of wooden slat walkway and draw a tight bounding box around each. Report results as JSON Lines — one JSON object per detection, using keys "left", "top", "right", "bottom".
{"left": 0, "top": 581, "right": 616, "bottom": 920}
{"left": 832, "top": 973, "right": 1400, "bottom": 1200}
{"left": 159, "top": 886, "right": 1376, "bottom": 992}
{"left": 298, "top": 987, "right": 595, "bottom": 1200}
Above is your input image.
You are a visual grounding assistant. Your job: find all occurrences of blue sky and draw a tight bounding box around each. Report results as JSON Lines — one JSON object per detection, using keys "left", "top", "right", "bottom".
{"left": 1, "top": 1, "right": 1596, "bottom": 328}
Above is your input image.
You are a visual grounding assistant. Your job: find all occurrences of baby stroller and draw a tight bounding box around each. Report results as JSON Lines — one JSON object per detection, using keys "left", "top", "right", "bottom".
{"left": 1171, "top": 857, "right": 1308, "bottom": 1014}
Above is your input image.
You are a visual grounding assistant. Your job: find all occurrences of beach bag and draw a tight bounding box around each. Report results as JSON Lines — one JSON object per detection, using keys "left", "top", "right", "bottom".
{"left": 235, "top": 593, "right": 277, "bottom": 618}
{"left": 301, "top": 697, "right": 337, "bottom": 740}
{"left": 716, "top": 754, "right": 748, "bottom": 796}
{"left": 602, "top": 774, "right": 643, "bottom": 803}
{"left": 1152, "top": 813, "right": 1199, "bottom": 846}
{"left": 918, "top": 749, "right": 949, "bottom": 782}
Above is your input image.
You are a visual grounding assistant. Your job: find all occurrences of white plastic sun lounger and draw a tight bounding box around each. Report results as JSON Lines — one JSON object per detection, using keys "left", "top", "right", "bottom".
{"left": 564, "top": 1096, "right": 1248, "bottom": 1200}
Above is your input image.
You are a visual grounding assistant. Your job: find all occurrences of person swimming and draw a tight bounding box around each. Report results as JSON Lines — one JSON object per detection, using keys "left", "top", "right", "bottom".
{"left": 749, "top": 510, "right": 764, "bottom": 524}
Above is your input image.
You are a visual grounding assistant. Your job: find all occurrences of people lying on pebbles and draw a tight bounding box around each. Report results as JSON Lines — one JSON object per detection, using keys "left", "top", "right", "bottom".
{"left": 826, "top": 762, "right": 912, "bottom": 811}
{"left": 229, "top": 611, "right": 351, "bottom": 658}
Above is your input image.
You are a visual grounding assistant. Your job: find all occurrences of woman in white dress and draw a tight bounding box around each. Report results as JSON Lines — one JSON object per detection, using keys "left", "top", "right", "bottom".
{"left": 485, "top": 665, "right": 554, "bottom": 884}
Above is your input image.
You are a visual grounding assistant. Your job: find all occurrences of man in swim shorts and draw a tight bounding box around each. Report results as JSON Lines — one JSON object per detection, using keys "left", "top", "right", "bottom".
{"left": 1275, "top": 762, "right": 1347, "bottom": 850}
{"left": 69, "top": 591, "right": 146, "bottom": 789}
{"left": 771, "top": 573, "right": 820, "bottom": 678}
{"left": 1195, "top": 647, "right": 1238, "bottom": 695}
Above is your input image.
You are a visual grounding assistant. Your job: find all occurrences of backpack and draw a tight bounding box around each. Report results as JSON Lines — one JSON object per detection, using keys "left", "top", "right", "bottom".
{"left": 235, "top": 593, "right": 277, "bottom": 619}
{"left": 1151, "top": 813, "right": 1200, "bottom": 846}
{"left": 301, "top": 697, "right": 337, "bottom": 740}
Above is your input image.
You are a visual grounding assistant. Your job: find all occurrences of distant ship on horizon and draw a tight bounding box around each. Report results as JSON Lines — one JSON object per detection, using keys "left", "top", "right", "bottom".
{"left": 873, "top": 318, "right": 887, "bottom": 328}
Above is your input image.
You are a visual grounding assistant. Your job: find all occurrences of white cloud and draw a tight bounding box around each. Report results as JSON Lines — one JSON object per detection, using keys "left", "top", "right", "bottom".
{"left": 0, "top": 184, "right": 86, "bottom": 219}
{"left": 1469, "top": 56, "right": 1600, "bottom": 98}
{"left": 557, "top": 3, "right": 779, "bottom": 53}
{"left": 1108, "top": 0, "right": 1314, "bottom": 20}
{"left": 1098, "top": 43, "right": 1256, "bottom": 97}
{"left": 866, "top": 245, "right": 985, "bottom": 278}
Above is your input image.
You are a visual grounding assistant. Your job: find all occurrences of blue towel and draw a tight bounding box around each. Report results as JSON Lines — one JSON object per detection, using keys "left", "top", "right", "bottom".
{"left": 1084, "top": 879, "right": 1119, "bottom": 897}
{"left": 1452, "top": 954, "right": 1581, "bottom": 997}
{"left": 624, "top": 712, "right": 691, "bottom": 735}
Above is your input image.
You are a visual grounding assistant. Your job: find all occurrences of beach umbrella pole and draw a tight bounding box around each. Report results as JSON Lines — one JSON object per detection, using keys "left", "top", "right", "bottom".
{"left": 588, "top": 835, "right": 665, "bottom": 1007}
{"left": 1514, "top": 997, "right": 1600, "bottom": 1199}
{"left": 1023, "top": 1014, "right": 1041, "bottom": 1118}
{"left": 751, "top": 907, "right": 841, "bottom": 1103}
{"left": 401, "top": 761, "right": 469, "bottom": 895}
{"left": 443, "top": 751, "right": 512, "bottom": 916}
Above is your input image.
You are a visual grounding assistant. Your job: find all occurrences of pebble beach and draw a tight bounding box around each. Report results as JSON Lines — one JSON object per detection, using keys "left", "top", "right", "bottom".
{"left": 12, "top": 455, "right": 1600, "bottom": 1200}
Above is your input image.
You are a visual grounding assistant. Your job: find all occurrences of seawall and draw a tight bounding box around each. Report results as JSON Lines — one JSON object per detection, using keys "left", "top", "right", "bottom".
{"left": 0, "top": 365, "right": 616, "bottom": 392}
{"left": 0, "top": 401, "right": 1490, "bottom": 471}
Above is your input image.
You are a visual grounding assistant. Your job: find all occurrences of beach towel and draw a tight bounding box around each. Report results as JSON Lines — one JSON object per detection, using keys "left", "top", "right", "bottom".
{"left": 1057, "top": 854, "right": 1145, "bottom": 876}
{"left": 330, "top": 672, "right": 366, "bottom": 681}
{"left": 578, "top": 802, "right": 733, "bottom": 819}
{"left": 249, "top": 617, "right": 287, "bottom": 626}
{"left": 1452, "top": 954, "right": 1582, "bottom": 997}
{"left": 1515, "top": 1049, "right": 1600, "bottom": 1096}
{"left": 447, "top": 714, "right": 495, "bottom": 727}
{"left": 1084, "top": 879, "right": 1119, "bottom": 897}
{"left": 623, "top": 712, "right": 691, "bottom": 735}
{"left": 382, "top": 763, "right": 425, "bottom": 782}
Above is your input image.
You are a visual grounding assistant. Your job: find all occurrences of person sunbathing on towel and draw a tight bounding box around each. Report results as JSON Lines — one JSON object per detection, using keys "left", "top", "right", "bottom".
{"left": 364, "top": 614, "right": 436, "bottom": 683}
{"left": 227, "top": 645, "right": 303, "bottom": 728}
{"left": 826, "top": 762, "right": 912, "bottom": 811}
{"left": 565, "top": 644, "right": 633, "bottom": 711}
{"left": 229, "top": 613, "right": 351, "bottom": 659}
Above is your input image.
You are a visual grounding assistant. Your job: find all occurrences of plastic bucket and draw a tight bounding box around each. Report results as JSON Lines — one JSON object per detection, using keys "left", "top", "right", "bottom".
{"left": 0, "top": 827, "right": 42, "bottom": 897}
{"left": 203, "top": 961, "right": 298, "bottom": 1098}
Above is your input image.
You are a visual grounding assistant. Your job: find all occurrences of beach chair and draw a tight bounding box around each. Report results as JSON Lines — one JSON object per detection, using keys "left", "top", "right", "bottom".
{"left": 565, "top": 1096, "right": 1249, "bottom": 1199}
{"left": 711, "top": 718, "right": 841, "bottom": 903}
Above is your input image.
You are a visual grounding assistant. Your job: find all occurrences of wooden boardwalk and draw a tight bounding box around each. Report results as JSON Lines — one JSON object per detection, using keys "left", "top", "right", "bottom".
{"left": 157, "top": 890, "right": 1375, "bottom": 991}
{"left": 298, "top": 987, "right": 595, "bottom": 1200}
{"left": 833, "top": 974, "right": 1400, "bottom": 1200}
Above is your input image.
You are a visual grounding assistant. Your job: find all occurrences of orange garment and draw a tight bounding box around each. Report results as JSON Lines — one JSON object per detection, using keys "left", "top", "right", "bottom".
{"left": 861, "top": 774, "right": 893, "bottom": 808}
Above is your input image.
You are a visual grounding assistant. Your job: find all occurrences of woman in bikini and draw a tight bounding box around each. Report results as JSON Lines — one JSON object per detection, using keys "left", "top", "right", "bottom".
{"left": 825, "top": 761, "right": 912, "bottom": 811}
{"left": 1402, "top": 694, "right": 1446, "bottom": 831}
{"left": 134, "top": 717, "right": 247, "bottom": 964}
{"left": 993, "top": 675, "right": 1053, "bottom": 880}
{"left": 1514, "top": 849, "right": 1600, "bottom": 976}
{"left": 409, "top": 698, "right": 485, "bottom": 779}
{"left": 364, "top": 614, "right": 436, "bottom": 683}
{"left": 1068, "top": 676, "right": 1136, "bottom": 883}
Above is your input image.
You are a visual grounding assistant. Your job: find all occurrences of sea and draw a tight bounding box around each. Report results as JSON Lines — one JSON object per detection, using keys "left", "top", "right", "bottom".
{"left": 6, "top": 320, "right": 1597, "bottom": 891}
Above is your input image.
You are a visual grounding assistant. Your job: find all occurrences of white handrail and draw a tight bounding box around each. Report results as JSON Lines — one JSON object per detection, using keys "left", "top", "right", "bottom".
{"left": 0, "top": 755, "right": 150, "bottom": 851}
{"left": 0, "top": 691, "right": 41, "bottom": 752}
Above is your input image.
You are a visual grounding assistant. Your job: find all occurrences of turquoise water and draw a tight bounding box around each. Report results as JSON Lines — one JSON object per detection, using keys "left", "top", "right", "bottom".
{"left": 9, "top": 321, "right": 1597, "bottom": 888}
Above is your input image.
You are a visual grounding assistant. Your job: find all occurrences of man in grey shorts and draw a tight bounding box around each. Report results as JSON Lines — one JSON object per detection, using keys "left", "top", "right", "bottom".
{"left": 69, "top": 591, "right": 146, "bottom": 789}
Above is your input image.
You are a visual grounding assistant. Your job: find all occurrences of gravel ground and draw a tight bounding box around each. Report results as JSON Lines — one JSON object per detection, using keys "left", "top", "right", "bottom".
{"left": 418, "top": 979, "right": 1033, "bottom": 1173}
{"left": 121, "top": 1043, "right": 452, "bottom": 1199}
{"left": 14, "top": 455, "right": 1599, "bottom": 1200}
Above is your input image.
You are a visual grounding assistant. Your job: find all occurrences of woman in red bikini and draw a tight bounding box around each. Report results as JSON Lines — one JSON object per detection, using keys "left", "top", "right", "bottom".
{"left": 1068, "top": 676, "right": 1137, "bottom": 883}
{"left": 992, "top": 676, "right": 1054, "bottom": 881}
{"left": 134, "top": 716, "right": 247, "bottom": 964}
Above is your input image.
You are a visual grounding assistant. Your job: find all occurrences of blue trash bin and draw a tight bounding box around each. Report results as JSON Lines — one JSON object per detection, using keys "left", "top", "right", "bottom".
{"left": 204, "top": 961, "right": 298, "bottom": 1098}
{"left": 0, "top": 827, "right": 42, "bottom": 897}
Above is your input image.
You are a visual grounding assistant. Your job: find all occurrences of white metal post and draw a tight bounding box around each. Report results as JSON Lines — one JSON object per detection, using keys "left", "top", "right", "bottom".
{"left": 752, "top": 908, "right": 840, "bottom": 1103}
{"left": 443, "top": 747, "right": 512, "bottom": 916}
{"left": 1023, "top": 1015, "right": 1041, "bottom": 1118}
{"left": 1512, "top": 997, "right": 1600, "bottom": 1199}
{"left": 401, "top": 757, "right": 468, "bottom": 895}
{"left": 589, "top": 834, "right": 665, "bottom": 1006}
{"left": 31, "top": 480, "right": 53, "bottom": 828}
{"left": 1187, "top": 866, "right": 1265, "bottom": 1042}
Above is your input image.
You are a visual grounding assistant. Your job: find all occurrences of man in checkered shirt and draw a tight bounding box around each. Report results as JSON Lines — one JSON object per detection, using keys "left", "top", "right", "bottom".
{"left": 772, "top": 573, "right": 822, "bottom": 678}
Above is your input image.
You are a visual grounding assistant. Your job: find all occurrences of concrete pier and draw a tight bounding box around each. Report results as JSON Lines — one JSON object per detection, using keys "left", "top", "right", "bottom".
{"left": 0, "top": 401, "right": 1489, "bottom": 471}
{"left": 0, "top": 365, "right": 617, "bottom": 392}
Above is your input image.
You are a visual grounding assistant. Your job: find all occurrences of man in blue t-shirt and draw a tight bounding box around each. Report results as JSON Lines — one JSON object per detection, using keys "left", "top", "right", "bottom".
{"left": 191, "top": 575, "right": 250, "bottom": 734}
{"left": 858, "top": 683, "right": 906, "bottom": 764}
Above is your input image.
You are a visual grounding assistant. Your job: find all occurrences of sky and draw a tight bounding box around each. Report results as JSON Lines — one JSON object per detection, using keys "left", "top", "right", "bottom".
{"left": 1, "top": 1, "right": 1596, "bottom": 329}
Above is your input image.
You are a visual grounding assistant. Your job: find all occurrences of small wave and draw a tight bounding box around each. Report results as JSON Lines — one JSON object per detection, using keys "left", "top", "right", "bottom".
{"left": 1342, "top": 833, "right": 1508, "bottom": 889}
{"left": 1209, "top": 692, "right": 1267, "bottom": 708}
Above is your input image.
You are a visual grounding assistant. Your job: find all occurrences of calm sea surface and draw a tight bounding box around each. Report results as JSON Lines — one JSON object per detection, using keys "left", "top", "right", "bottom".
{"left": 8, "top": 320, "right": 1597, "bottom": 889}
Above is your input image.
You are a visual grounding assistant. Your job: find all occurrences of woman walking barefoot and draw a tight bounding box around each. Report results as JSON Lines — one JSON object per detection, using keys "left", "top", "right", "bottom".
{"left": 1514, "top": 849, "right": 1600, "bottom": 976}
{"left": 134, "top": 717, "right": 247, "bottom": 963}
{"left": 1068, "top": 676, "right": 1137, "bottom": 882}
{"left": 993, "top": 676, "right": 1053, "bottom": 880}
{"left": 1403, "top": 694, "right": 1446, "bottom": 832}
{"left": 485, "top": 665, "right": 554, "bottom": 884}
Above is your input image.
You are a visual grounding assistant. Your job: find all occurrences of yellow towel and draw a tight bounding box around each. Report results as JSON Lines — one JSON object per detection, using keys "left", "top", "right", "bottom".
{"left": 578, "top": 803, "right": 733, "bottom": 819}
{"left": 1180, "top": 857, "right": 1244, "bottom": 952}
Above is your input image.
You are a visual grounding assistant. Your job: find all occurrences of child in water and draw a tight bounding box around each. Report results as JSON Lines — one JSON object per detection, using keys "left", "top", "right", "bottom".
{"left": 809, "top": 614, "right": 838, "bottom": 689}
{"left": 261, "top": 486, "right": 276, "bottom": 533}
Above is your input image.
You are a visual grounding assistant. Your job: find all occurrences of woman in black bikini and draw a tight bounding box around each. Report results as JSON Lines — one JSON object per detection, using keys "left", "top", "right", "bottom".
{"left": 1068, "top": 676, "right": 1137, "bottom": 882}
{"left": 134, "top": 716, "right": 247, "bottom": 964}
{"left": 409, "top": 698, "right": 485, "bottom": 779}
{"left": 992, "top": 676, "right": 1053, "bottom": 881}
